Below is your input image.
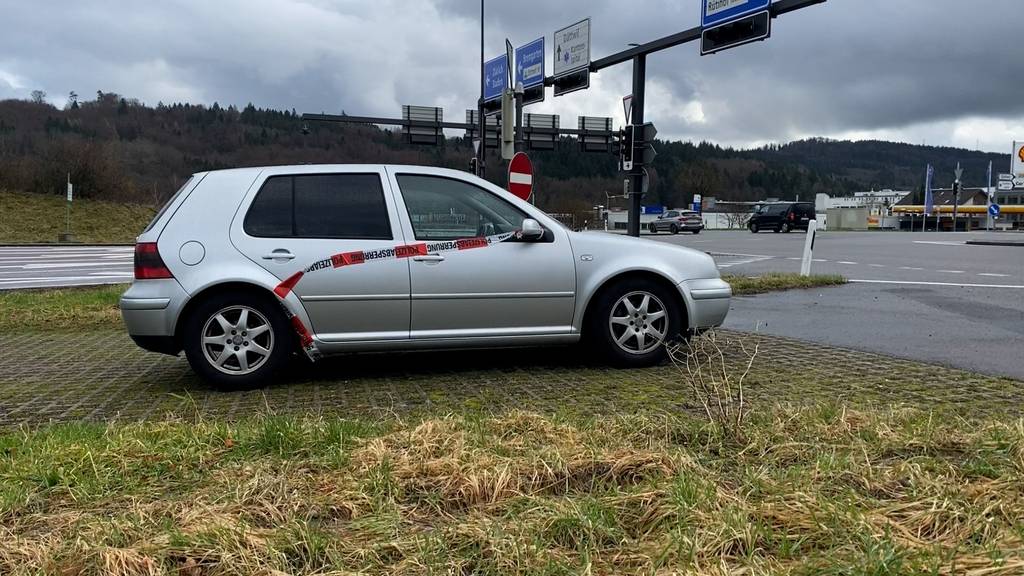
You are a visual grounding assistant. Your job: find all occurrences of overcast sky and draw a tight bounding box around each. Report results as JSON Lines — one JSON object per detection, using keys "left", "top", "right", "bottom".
{"left": 1, "top": 0, "right": 1021, "bottom": 152}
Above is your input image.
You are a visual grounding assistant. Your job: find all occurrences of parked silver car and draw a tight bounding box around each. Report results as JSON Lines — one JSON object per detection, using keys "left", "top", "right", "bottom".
{"left": 122, "top": 165, "right": 731, "bottom": 388}
{"left": 648, "top": 210, "right": 704, "bottom": 235}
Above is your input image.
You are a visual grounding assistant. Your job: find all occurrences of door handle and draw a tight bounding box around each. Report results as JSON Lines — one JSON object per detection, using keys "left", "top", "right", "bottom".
{"left": 412, "top": 254, "right": 445, "bottom": 263}
{"left": 262, "top": 250, "right": 295, "bottom": 261}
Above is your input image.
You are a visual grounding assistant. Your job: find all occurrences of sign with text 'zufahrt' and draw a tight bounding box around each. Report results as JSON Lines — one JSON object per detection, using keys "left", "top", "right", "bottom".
{"left": 507, "top": 152, "right": 534, "bottom": 201}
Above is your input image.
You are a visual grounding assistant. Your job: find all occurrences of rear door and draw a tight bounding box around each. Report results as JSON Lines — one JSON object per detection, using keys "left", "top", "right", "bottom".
{"left": 231, "top": 169, "right": 411, "bottom": 342}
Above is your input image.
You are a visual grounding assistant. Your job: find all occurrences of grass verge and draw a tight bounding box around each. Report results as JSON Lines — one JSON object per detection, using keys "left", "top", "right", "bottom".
{"left": 0, "top": 284, "right": 126, "bottom": 332}
{"left": 724, "top": 272, "right": 846, "bottom": 295}
{"left": 0, "top": 190, "right": 154, "bottom": 244}
{"left": 1, "top": 407, "right": 1021, "bottom": 574}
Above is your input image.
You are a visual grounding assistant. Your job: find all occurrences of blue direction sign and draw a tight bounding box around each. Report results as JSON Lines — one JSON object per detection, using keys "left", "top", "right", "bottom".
{"left": 483, "top": 54, "right": 508, "bottom": 104}
{"left": 516, "top": 38, "right": 545, "bottom": 88}
{"left": 990, "top": 204, "right": 1001, "bottom": 217}
{"left": 702, "top": 0, "right": 771, "bottom": 29}
{"left": 516, "top": 37, "right": 545, "bottom": 106}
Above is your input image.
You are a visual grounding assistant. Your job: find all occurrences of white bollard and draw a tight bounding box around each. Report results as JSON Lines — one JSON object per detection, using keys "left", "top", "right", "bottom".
{"left": 800, "top": 219, "right": 818, "bottom": 277}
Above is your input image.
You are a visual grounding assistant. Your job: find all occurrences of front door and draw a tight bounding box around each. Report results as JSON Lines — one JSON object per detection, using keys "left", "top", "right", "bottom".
{"left": 388, "top": 171, "right": 576, "bottom": 339}
{"left": 231, "top": 169, "right": 411, "bottom": 342}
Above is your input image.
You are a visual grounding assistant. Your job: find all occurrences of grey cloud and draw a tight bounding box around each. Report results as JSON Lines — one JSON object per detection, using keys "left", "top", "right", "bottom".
{"left": 0, "top": 0, "right": 1020, "bottom": 151}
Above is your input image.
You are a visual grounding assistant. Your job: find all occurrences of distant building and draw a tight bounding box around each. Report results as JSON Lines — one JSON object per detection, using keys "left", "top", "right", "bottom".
{"left": 815, "top": 189, "right": 910, "bottom": 216}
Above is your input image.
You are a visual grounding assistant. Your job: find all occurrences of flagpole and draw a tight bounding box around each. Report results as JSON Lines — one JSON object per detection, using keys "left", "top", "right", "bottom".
{"left": 986, "top": 160, "right": 993, "bottom": 231}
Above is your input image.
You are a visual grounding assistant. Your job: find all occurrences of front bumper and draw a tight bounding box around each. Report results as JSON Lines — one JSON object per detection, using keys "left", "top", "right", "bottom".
{"left": 680, "top": 278, "right": 731, "bottom": 329}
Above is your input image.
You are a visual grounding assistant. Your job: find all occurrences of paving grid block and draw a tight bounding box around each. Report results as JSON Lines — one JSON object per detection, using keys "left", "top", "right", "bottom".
{"left": 0, "top": 329, "right": 1021, "bottom": 428}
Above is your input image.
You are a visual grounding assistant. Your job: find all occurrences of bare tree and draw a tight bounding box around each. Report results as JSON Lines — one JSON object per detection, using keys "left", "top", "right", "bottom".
{"left": 30, "top": 90, "right": 46, "bottom": 104}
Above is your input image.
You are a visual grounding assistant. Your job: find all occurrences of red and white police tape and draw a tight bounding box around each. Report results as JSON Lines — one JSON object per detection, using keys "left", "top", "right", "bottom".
{"left": 272, "top": 230, "right": 522, "bottom": 360}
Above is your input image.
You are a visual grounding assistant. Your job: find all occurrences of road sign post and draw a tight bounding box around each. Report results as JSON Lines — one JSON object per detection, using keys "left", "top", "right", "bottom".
{"left": 800, "top": 219, "right": 818, "bottom": 277}
{"left": 627, "top": 54, "right": 646, "bottom": 238}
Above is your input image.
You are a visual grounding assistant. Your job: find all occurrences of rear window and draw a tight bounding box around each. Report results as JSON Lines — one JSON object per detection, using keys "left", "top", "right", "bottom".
{"left": 144, "top": 176, "right": 194, "bottom": 233}
{"left": 244, "top": 174, "right": 392, "bottom": 239}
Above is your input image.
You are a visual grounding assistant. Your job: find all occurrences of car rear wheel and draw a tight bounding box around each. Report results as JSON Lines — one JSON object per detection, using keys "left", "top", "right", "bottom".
{"left": 587, "top": 278, "right": 683, "bottom": 368}
{"left": 670, "top": 224, "right": 679, "bottom": 235}
{"left": 649, "top": 224, "right": 658, "bottom": 234}
{"left": 782, "top": 222, "right": 792, "bottom": 233}
{"left": 183, "top": 292, "right": 292, "bottom": 389}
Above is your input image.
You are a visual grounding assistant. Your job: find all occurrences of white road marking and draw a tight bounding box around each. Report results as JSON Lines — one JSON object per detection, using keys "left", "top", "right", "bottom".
{"left": 869, "top": 264, "right": 885, "bottom": 268}
{"left": 978, "top": 273, "right": 1011, "bottom": 278}
{"left": 9, "top": 262, "right": 134, "bottom": 270}
{"left": 936, "top": 270, "right": 965, "bottom": 274}
{"left": 838, "top": 261, "right": 858, "bottom": 265}
{"left": 0, "top": 275, "right": 132, "bottom": 286}
{"left": 913, "top": 241, "right": 965, "bottom": 246}
{"left": 849, "top": 279, "right": 1024, "bottom": 289}
{"left": 899, "top": 266, "right": 924, "bottom": 271}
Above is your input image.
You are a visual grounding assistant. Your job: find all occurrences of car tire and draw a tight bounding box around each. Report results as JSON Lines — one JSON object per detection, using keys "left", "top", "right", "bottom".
{"left": 649, "top": 224, "right": 658, "bottom": 235}
{"left": 692, "top": 229, "right": 701, "bottom": 235}
{"left": 183, "top": 291, "right": 293, "bottom": 390}
{"left": 749, "top": 223, "right": 759, "bottom": 233}
{"left": 670, "top": 224, "right": 679, "bottom": 235}
{"left": 774, "top": 226, "right": 781, "bottom": 233}
{"left": 586, "top": 277, "right": 684, "bottom": 368}
{"left": 782, "top": 222, "right": 792, "bottom": 233}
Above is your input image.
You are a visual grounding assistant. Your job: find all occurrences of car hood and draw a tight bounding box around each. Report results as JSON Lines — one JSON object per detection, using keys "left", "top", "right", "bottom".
{"left": 566, "top": 231, "right": 720, "bottom": 281}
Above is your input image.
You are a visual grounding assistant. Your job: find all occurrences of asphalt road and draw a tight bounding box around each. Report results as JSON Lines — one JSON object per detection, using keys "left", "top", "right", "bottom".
{"left": 724, "top": 282, "right": 1024, "bottom": 381}
{"left": 649, "top": 230, "right": 1024, "bottom": 286}
{"left": 0, "top": 246, "right": 134, "bottom": 290}
{"left": 645, "top": 230, "right": 1024, "bottom": 380}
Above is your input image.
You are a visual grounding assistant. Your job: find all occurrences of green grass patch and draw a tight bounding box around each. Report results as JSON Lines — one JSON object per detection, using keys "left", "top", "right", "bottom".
{"left": 724, "top": 272, "right": 847, "bottom": 295}
{"left": 0, "top": 284, "right": 126, "bottom": 332}
{"left": 0, "top": 189, "right": 155, "bottom": 244}
{"left": 1, "top": 407, "right": 1022, "bottom": 574}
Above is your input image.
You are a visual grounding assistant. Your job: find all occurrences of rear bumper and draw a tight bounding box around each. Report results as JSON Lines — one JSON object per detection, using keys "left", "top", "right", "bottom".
{"left": 120, "top": 279, "right": 189, "bottom": 338}
{"left": 680, "top": 278, "right": 732, "bottom": 330}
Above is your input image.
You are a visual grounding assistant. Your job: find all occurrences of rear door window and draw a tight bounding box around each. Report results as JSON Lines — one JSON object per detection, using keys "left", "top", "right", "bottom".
{"left": 244, "top": 174, "right": 392, "bottom": 239}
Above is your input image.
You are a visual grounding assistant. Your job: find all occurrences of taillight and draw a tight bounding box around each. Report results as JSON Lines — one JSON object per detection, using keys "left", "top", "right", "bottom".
{"left": 134, "top": 242, "right": 173, "bottom": 280}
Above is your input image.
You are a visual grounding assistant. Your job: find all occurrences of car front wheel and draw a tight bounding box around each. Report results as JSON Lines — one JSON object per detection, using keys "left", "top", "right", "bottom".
{"left": 750, "top": 223, "right": 759, "bottom": 233}
{"left": 649, "top": 224, "right": 658, "bottom": 234}
{"left": 183, "top": 292, "right": 292, "bottom": 389}
{"left": 587, "top": 278, "right": 683, "bottom": 368}
{"left": 670, "top": 224, "right": 679, "bottom": 235}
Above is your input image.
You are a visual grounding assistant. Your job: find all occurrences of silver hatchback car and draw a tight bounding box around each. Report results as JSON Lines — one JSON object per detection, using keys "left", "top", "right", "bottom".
{"left": 122, "top": 165, "right": 731, "bottom": 388}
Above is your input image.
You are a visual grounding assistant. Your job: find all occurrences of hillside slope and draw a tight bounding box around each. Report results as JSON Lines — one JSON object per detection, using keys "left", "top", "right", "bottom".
{"left": 0, "top": 93, "right": 1007, "bottom": 217}
{"left": 0, "top": 190, "right": 154, "bottom": 243}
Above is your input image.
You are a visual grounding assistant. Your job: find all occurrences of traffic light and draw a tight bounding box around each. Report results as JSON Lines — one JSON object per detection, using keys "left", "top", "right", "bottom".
{"left": 638, "top": 122, "right": 658, "bottom": 166}
{"left": 621, "top": 126, "right": 635, "bottom": 171}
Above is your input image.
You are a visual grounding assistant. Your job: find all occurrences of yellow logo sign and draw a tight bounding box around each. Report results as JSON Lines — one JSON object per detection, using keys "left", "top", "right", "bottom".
{"left": 1019, "top": 145, "right": 1024, "bottom": 163}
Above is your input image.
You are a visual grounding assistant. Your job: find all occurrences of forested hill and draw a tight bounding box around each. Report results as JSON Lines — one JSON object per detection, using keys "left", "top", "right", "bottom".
{"left": 0, "top": 93, "right": 1006, "bottom": 216}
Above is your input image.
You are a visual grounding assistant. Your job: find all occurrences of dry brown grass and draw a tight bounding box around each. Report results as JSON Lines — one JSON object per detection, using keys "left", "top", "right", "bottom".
{"left": 1, "top": 408, "right": 1023, "bottom": 575}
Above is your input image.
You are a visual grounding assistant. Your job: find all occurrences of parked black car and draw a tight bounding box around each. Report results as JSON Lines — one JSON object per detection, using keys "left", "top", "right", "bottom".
{"left": 748, "top": 202, "right": 815, "bottom": 233}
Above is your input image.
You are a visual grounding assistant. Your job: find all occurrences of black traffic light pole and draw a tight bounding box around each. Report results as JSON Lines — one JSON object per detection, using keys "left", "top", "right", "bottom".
{"left": 552, "top": 0, "right": 827, "bottom": 236}
{"left": 628, "top": 55, "right": 646, "bottom": 237}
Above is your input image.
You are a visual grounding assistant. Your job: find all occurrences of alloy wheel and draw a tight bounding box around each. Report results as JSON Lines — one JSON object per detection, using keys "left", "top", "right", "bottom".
{"left": 201, "top": 305, "right": 274, "bottom": 375}
{"left": 608, "top": 291, "right": 669, "bottom": 355}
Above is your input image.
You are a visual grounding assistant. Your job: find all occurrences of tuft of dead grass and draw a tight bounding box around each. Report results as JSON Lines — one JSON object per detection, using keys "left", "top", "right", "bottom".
{"left": 1, "top": 407, "right": 1022, "bottom": 574}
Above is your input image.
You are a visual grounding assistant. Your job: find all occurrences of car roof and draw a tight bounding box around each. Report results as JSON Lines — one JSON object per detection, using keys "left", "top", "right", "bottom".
{"left": 191, "top": 164, "right": 474, "bottom": 179}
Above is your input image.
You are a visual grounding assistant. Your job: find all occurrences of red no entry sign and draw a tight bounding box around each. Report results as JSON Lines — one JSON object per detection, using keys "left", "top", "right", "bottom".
{"left": 507, "top": 152, "right": 533, "bottom": 201}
